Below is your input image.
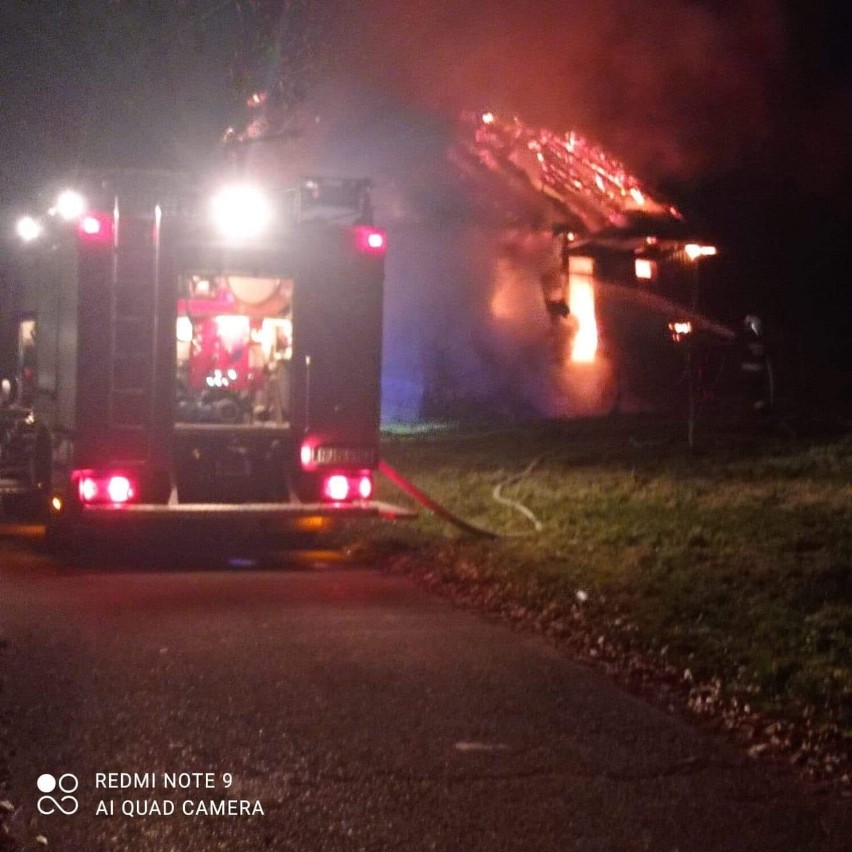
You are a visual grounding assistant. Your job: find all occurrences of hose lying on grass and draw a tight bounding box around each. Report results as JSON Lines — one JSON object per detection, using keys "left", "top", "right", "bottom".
{"left": 379, "top": 458, "right": 544, "bottom": 539}
{"left": 491, "top": 456, "right": 545, "bottom": 533}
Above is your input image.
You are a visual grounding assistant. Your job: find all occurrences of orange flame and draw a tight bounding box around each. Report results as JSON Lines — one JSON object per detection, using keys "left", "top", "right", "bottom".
{"left": 569, "top": 278, "right": 598, "bottom": 362}
{"left": 568, "top": 257, "right": 598, "bottom": 363}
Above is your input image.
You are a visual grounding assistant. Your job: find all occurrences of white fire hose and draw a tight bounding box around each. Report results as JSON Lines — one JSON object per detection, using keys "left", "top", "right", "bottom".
{"left": 379, "top": 458, "right": 544, "bottom": 539}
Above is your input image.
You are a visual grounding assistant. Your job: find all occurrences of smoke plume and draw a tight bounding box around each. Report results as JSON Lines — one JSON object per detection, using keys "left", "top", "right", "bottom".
{"left": 244, "top": 2, "right": 789, "bottom": 421}
{"left": 334, "top": 0, "right": 785, "bottom": 180}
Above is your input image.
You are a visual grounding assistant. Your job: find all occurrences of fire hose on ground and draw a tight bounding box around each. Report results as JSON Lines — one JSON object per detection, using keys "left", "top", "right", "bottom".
{"left": 379, "top": 458, "right": 544, "bottom": 539}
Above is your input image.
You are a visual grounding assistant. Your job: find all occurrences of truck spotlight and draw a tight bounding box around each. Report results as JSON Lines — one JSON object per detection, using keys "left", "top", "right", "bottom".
{"left": 211, "top": 184, "right": 272, "bottom": 241}
{"left": 54, "top": 190, "right": 87, "bottom": 221}
{"left": 16, "top": 215, "right": 43, "bottom": 242}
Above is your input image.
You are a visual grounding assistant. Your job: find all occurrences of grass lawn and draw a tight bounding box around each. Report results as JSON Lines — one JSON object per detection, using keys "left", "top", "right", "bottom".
{"left": 357, "top": 414, "right": 851, "bottom": 772}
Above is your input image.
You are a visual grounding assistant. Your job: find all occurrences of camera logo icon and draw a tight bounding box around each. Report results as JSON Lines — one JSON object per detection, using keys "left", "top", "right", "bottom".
{"left": 36, "top": 773, "right": 79, "bottom": 815}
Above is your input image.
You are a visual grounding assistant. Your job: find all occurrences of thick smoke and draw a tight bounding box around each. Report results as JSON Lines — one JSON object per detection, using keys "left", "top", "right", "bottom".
{"left": 335, "top": 0, "right": 786, "bottom": 180}
{"left": 242, "top": 2, "right": 787, "bottom": 421}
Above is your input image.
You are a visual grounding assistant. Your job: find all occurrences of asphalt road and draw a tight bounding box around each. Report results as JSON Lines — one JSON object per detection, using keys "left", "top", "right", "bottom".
{"left": 0, "top": 531, "right": 849, "bottom": 852}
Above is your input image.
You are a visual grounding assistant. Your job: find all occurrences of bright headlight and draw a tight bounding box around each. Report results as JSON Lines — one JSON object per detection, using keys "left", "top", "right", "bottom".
{"left": 210, "top": 184, "right": 272, "bottom": 241}
{"left": 54, "top": 190, "right": 87, "bottom": 221}
{"left": 16, "top": 215, "right": 43, "bottom": 242}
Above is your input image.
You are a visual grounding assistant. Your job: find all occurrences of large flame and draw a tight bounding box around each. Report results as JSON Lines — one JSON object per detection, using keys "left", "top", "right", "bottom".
{"left": 470, "top": 111, "right": 680, "bottom": 230}
{"left": 567, "top": 256, "right": 597, "bottom": 363}
{"left": 569, "top": 278, "right": 597, "bottom": 363}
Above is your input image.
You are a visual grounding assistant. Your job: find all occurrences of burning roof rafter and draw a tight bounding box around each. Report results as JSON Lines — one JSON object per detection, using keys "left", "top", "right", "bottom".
{"left": 463, "top": 111, "right": 682, "bottom": 233}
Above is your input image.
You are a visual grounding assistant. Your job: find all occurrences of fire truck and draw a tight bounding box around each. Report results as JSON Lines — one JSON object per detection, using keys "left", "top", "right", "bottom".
{"left": 0, "top": 170, "right": 413, "bottom": 545}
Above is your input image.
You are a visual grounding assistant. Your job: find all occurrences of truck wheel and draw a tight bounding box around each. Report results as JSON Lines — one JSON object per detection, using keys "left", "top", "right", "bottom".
{"left": 42, "top": 513, "right": 81, "bottom": 556}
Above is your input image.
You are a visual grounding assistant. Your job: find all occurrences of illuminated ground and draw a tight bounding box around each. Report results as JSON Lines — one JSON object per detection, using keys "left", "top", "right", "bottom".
{"left": 0, "top": 535, "right": 850, "bottom": 851}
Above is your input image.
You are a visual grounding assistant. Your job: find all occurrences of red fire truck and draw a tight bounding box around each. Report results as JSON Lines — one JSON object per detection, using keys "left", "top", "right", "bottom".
{"left": 0, "top": 170, "right": 413, "bottom": 545}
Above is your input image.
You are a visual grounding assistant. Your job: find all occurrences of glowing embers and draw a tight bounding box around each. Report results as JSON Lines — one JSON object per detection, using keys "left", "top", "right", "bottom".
{"left": 567, "top": 256, "right": 598, "bottom": 363}
{"left": 322, "top": 473, "right": 373, "bottom": 503}
{"left": 469, "top": 110, "right": 679, "bottom": 227}
{"left": 75, "top": 470, "right": 137, "bottom": 506}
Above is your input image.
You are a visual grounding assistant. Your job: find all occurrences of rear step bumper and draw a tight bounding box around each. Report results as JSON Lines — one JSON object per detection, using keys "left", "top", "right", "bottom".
{"left": 77, "top": 500, "right": 417, "bottom": 523}
{"left": 43, "top": 501, "right": 416, "bottom": 548}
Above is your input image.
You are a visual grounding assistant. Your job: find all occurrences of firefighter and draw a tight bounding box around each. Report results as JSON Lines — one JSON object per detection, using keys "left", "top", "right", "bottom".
{"left": 738, "top": 315, "right": 773, "bottom": 411}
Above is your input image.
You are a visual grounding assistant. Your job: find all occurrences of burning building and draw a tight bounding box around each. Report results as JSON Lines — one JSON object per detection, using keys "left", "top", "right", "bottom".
{"left": 378, "top": 109, "right": 740, "bottom": 421}
{"left": 227, "top": 89, "right": 762, "bottom": 422}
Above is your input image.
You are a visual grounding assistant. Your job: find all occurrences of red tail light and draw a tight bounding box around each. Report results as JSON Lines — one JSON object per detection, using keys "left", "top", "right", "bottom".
{"left": 321, "top": 473, "right": 373, "bottom": 503}
{"left": 107, "top": 476, "right": 135, "bottom": 503}
{"left": 323, "top": 475, "right": 350, "bottom": 502}
{"left": 78, "top": 476, "right": 98, "bottom": 503}
{"left": 75, "top": 470, "right": 136, "bottom": 505}
{"left": 300, "top": 440, "right": 315, "bottom": 469}
{"left": 353, "top": 225, "right": 386, "bottom": 256}
{"left": 78, "top": 212, "right": 113, "bottom": 244}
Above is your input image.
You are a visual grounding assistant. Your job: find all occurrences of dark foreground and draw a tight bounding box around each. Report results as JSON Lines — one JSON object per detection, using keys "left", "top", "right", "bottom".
{"left": 0, "top": 535, "right": 849, "bottom": 851}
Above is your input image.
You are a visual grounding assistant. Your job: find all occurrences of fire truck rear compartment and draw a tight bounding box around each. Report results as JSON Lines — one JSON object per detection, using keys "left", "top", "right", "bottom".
{"left": 171, "top": 272, "right": 296, "bottom": 503}
{"left": 172, "top": 425, "right": 293, "bottom": 504}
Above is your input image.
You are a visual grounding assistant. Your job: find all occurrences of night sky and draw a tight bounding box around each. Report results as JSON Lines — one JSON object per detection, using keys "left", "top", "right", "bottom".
{"left": 0, "top": 1, "right": 848, "bottom": 400}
